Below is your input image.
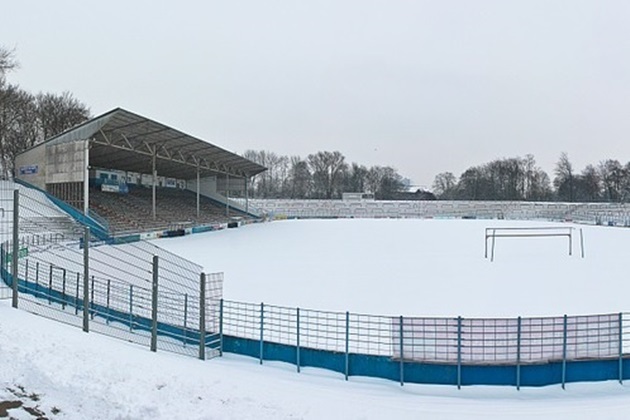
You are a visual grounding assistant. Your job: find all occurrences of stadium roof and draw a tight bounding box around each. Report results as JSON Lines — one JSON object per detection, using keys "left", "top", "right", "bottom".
{"left": 31, "top": 108, "right": 266, "bottom": 179}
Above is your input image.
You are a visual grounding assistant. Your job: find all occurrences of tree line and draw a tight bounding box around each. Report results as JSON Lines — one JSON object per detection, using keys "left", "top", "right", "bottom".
{"left": 0, "top": 46, "right": 90, "bottom": 177}
{"left": 242, "top": 150, "right": 419, "bottom": 200}
{"left": 432, "top": 152, "right": 630, "bottom": 202}
{"left": 5, "top": 46, "right": 630, "bottom": 203}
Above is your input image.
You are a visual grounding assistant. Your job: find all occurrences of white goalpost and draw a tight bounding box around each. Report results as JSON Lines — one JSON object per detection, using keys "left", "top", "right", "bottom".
{"left": 484, "top": 226, "right": 585, "bottom": 262}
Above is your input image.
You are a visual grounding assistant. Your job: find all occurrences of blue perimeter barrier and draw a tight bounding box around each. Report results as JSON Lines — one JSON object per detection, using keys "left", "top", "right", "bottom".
{"left": 3, "top": 251, "right": 628, "bottom": 389}
{"left": 222, "top": 335, "right": 627, "bottom": 387}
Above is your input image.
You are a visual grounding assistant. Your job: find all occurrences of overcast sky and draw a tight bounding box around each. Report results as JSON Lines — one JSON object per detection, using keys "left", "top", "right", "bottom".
{"left": 3, "top": 1, "right": 630, "bottom": 188}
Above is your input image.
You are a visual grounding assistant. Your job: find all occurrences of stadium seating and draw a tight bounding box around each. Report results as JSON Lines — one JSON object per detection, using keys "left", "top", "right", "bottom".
{"left": 89, "top": 185, "right": 252, "bottom": 235}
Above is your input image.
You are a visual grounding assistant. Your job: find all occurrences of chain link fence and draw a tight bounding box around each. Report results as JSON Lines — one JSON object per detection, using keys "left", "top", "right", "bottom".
{"left": 219, "top": 300, "right": 630, "bottom": 387}
{"left": 0, "top": 181, "right": 223, "bottom": 360}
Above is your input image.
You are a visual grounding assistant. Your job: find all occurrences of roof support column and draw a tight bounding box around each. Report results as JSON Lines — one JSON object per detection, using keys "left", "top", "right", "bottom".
{"left": 245, "top": 177, "right": 249, "bottom": 214}
{"left": 196, "top": 165, "right": 200, "bottom": 219}
{"left": 83, "top": 139, "right": 90, "bottom": 215}
{"left": 225, "top": 173, "right": 229, "bottom": 217}
{"left": 152, "top": 147, "right": 157, "bottom": 220}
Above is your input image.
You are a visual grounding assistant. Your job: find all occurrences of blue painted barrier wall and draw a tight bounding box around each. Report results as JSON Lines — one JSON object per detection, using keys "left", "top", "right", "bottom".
{"left": 222, "top": 335, "right": 628, "bottom": 387}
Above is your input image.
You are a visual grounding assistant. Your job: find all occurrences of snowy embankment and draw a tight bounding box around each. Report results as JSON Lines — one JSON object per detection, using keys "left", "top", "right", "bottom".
{"left": 3, "top": 301, "right": 630, "bottom": 419}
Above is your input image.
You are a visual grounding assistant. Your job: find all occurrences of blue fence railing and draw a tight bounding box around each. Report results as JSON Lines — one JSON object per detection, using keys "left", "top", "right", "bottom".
{"left": 14, "top": 179, "right": 110, "bottom": 240}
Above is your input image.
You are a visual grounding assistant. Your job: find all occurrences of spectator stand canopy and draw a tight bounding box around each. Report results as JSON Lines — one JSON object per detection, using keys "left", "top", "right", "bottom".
{"left": 14, "top": 107, "right": 267, "bottom": 224}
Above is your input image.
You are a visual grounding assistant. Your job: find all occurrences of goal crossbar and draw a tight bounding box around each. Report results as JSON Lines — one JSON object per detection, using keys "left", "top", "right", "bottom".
{"left": 484, "top": 226, "right": 580, "bottom": 261}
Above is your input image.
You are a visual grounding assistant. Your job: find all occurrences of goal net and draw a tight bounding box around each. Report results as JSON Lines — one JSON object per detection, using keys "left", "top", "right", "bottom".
{"left": 484, "top": 226, "right": 583, "bottom": 261}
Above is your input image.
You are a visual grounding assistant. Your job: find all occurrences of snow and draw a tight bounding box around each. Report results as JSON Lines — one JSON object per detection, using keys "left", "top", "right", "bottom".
{"left": 3, "top": 302, "right": 630, "bottom": 419}
{"left": 3, "top": 217, "right": 630, "bottom": 419}
{"left": 157, "top": 218, "right": 625, "bottom": 317}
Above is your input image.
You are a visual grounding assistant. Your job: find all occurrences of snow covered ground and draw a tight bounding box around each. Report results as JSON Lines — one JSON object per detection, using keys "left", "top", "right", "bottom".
{"left": 4, "top": 301, "right": 630, "bottom": 419}
{"left": 4, "top": 218, "right": 630, "bottom": 419}
{"left": 157, "top": 218, "right": 626, "bottom": 318}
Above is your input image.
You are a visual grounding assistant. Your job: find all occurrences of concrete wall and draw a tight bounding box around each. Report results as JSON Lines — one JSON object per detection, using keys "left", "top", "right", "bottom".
{"left": 216, "top": 176, "right": 245, "bottom": 195}
{"left": 46, "top": 140, "right": 86, "bottom": 184}
{"left": 186, "top": 176, "right": 217, "bottom": 196}
{"left": 15, "top": 144, "right": 47, "bottom": 189}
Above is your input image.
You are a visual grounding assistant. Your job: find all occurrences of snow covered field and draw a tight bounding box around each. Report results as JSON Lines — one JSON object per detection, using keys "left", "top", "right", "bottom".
{"left": 4, "top": 217, "right": 630, "bottom": 419}
{"left": 157, "top": 218, "right": 626, "bottom": 318}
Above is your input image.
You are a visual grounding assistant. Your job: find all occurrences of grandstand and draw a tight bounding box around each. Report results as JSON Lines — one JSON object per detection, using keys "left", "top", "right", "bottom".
{"left": 13, "top": 108, "right": 266, "bottom": 237}
{"left": 89, "top": 185, "right": 252, "bottom": 235}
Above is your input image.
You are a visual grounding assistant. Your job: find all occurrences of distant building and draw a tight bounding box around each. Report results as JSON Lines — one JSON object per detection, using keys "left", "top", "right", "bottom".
{"left": 342, "top": 192, "right": 375, "bottom": 201}
{"left": 388, "top": 189, "right": 436, "bottom": 201}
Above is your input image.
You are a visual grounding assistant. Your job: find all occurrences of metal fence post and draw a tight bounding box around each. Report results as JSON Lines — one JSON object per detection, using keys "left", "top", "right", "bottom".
{"left": 24, "top": 259, "right": 29, "bottom": 291}
{"left": 75, "top": 273, "right": 80, "bottom": 315}
{"left": 151, "top": 255, "right": 158, "bottom": 352}
{"left": 259, "top": 302, "right": 265, "bottom": 365}
{"left": 516, "top": 316, "right": 522, "bottom": 390}
{"left": 218, "top": 298, "right": 224, "bottom": 356}
{"left": 345, "top": 311, "right": 350, "bottom": 381}
{"left": 35, "top": 262, "right": 39, "bottom": 298}
{"left": 457, "top": 316, "right": 462, "bottom": 389}
{"left": 83, "top": 227, "right": 90, "bottom": 332}
{"left": 399, "top": 315, "right": 404, "bottom": 386}
{"left": 619, "top": 313, "right": 623, "bottom": 384}
{"left": 296, "top": 307, "right": 301, "bottom": 373}
{"left": 11, "top": 188, "right": 19, "bottom": 308}
{"left": 48, "top": 264, "right": 53, "bottom": 305}
{"left": 562, "top": 314, "right": 567, "bottom": 390}
{"left": 106, "top": 279, "right": 111, "bottom": 324}
{"left": 183, "top": 293, "right": 188, "bottom": 347}
{"left": 90, "top": 275, "right": 95, "bottom": 319}
{"left": 199, "top": 272, "right": 206, "bottom": 360}
{"left": 61, "top": 268, "right": 67, "bottom": 310}
{"left": 129, "top": 285, "right": 134, "bottom": 332}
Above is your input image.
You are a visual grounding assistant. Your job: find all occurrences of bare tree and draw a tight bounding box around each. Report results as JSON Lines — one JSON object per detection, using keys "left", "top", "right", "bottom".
{"left": 0, "top": 46, "right": 18, "bottom": 81}
{"left": 365, "top": 165, "right": 405, "bottom": 199}
{"left": 242, "top": 149, "right": 414, "bottom": 200}
{"left": 35, "top": 92, "right": 90, "bottom": 140}
{"left": 598, "top": 159, "right": 625, "bottom": 202}
{"left": 432, "top": 172, "right": 457, "bottom": 198}
{"left": 580, "top": 164, "right": 601, "bottom": 202}
{"left": 344, "top": 163, "right": 369, "bottom": 194}
{"left": 242, "top": 150, "right": 291, "bottom": 198}
{"left": 441, "top": 156, "right": 550, "bottom": 201}
{"left": 554, "top": 152, "right": 575, "bottom": 202}
{"left": 288, "top": 156, "right": 312, "bottom": 198}
{"left": 308, "top": 151, "right": 347, "bottom": 199}
{"left": 456, "top": 166, "right": 490, "bottom": 200}
{"left": 0, "top": 84, "right": 37, "bottom": 176}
